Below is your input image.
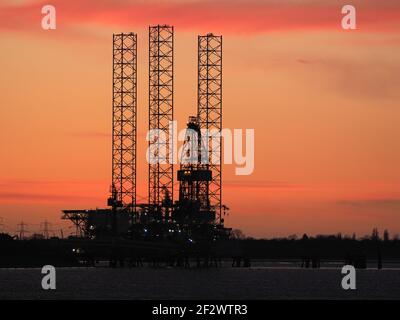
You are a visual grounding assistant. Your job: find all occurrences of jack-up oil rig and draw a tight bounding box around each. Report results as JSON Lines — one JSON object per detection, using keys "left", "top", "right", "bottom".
{"left": 62, "top": 26, "right": 232, "bottom": 256}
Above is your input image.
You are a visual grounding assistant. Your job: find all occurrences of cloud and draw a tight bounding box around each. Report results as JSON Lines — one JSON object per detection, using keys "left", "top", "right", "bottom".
{"left": 0, "top": 192, "right": 100, "bottom": 202}
{"left": 0, "top": 179, "right": 103, "bottom": 187}
{"left": 0, "top": 0, "right": 399, "bottom": 35}
{"left": 69, "top": 131, "right": 110, "bottom": 139}
{"left": 337, "top": 198, "right": 400, "bottom": 210}
{"left": 225, "top": 180, "right": 302, "bottom": 189}
{"left": 297, "top": 57, "right": 400, "bottom": 100}
{"left": 0, "top": 179, "right": 105, "bottom": 204}
{"left": 67, "top": 131, "right": 147, "bottom": 139}
{"left": 297, "top": 59, "right": 312, "bottom": 64}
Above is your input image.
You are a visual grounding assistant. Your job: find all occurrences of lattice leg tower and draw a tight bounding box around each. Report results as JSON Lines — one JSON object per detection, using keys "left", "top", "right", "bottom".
{"left": 148, "top": 25, "right": 174, "bottom": 207}
{"left": 198, "top": 34, "right": 222, "bottom": 223}
{"left": 112, "top": 33, "right": 137, "bottom": 210}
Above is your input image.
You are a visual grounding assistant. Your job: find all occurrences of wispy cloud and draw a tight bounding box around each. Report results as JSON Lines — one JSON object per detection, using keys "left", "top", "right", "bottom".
{"left": 68, "top": 131, "right": 110, "bottom": 139}
{"left": 0, "top": 192, "right": 100, "bottom": 202}
{"left": 0, "top": 0, "right": 399, "bottom": 35}
{"left": 297, "top": 57, "right": 400, "bottom": 100}
{"left": 67, "top": 131, "right": 147, "bottom": 139}
{"left": 225, "top": 180, "right": 303, "bottom": 189}
{"left": 0, "top": 179, "right": 106, "bottom": 204}
{"left": 337, "top": 198, "right": 400, "bottom": 209}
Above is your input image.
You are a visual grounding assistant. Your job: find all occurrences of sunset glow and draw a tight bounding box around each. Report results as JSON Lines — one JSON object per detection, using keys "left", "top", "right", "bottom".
{"left": 1, "top": 0, "right": 400, "bottom": 238}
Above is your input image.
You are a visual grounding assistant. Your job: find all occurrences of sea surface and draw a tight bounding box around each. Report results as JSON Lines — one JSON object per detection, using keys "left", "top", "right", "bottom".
{"left": 0, "top": 262, "right": 399, "bottom": 299}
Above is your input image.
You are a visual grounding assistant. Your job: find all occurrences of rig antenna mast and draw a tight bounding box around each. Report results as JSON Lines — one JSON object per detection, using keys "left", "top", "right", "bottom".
{"left": 197, "top": 33, "right": 223, "bottom": 223}
{"left": 148, "top": 25, "right": 174, "bottom": 207}
{"left": 112, "top": 33, "right": 137, "bottom": 210}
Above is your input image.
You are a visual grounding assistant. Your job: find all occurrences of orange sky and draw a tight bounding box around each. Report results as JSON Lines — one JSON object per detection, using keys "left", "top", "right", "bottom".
{"left": 0, "top": 0, "right": 400, "bottom": 238}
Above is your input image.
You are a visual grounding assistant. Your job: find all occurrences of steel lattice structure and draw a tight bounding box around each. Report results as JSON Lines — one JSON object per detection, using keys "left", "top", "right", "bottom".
{"left": 148, "top": 25, "right": 174, "bottom": 207}
{"left": 112, "top": 33, "right": 137, "bottom": 209}
{"left": 197, "top": 34, "right": 222, "bottom": 222}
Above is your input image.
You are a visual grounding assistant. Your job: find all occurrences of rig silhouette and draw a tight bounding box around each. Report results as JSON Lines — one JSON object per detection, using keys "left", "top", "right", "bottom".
{"left": 62, "top": 26, "right": 231, "bottom": 246}
{"left": 1, "top": 27, "right": 395, "bottom": 270}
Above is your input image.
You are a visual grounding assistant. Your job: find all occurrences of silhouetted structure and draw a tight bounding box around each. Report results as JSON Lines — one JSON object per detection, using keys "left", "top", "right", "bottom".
{"left": 197, "top": 34, "right": 223, "bottom": 222}
{"left": 110, "top": 33, "right": 137, "bottom": 210}
{"left": 40, "top": 220, "right": 53, "bottom": 239}
{"left": 62, "top": 26, "right": 230, "bottom": 244}
{"left": 16, "top": 221, "right": 29, "bottom": 240}
{"left": 148, "top": 25, "right": 174, "bottom": 211}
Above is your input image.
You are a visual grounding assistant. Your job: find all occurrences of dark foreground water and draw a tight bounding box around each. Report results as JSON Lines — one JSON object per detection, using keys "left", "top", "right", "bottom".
{"left": 0, "top": 266, "right": 399, "bottom": 300}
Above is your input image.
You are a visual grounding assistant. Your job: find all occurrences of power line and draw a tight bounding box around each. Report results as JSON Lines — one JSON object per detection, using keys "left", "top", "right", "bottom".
{"left": 40, "top": 220, "right": 53, "bottom": 239}
{"left": 17, "top": 221, "right": 29, "bottom": 240}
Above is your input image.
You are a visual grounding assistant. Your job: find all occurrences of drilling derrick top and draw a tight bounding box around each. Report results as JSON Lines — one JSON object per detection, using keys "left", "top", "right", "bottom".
{"left": 175, "top": 116, "right": 214, "bottom": 225}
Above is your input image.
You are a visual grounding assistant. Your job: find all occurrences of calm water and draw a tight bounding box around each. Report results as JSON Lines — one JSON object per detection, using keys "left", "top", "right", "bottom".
{"left": 1, "top": 264, "right": 400, "bottom": 299}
